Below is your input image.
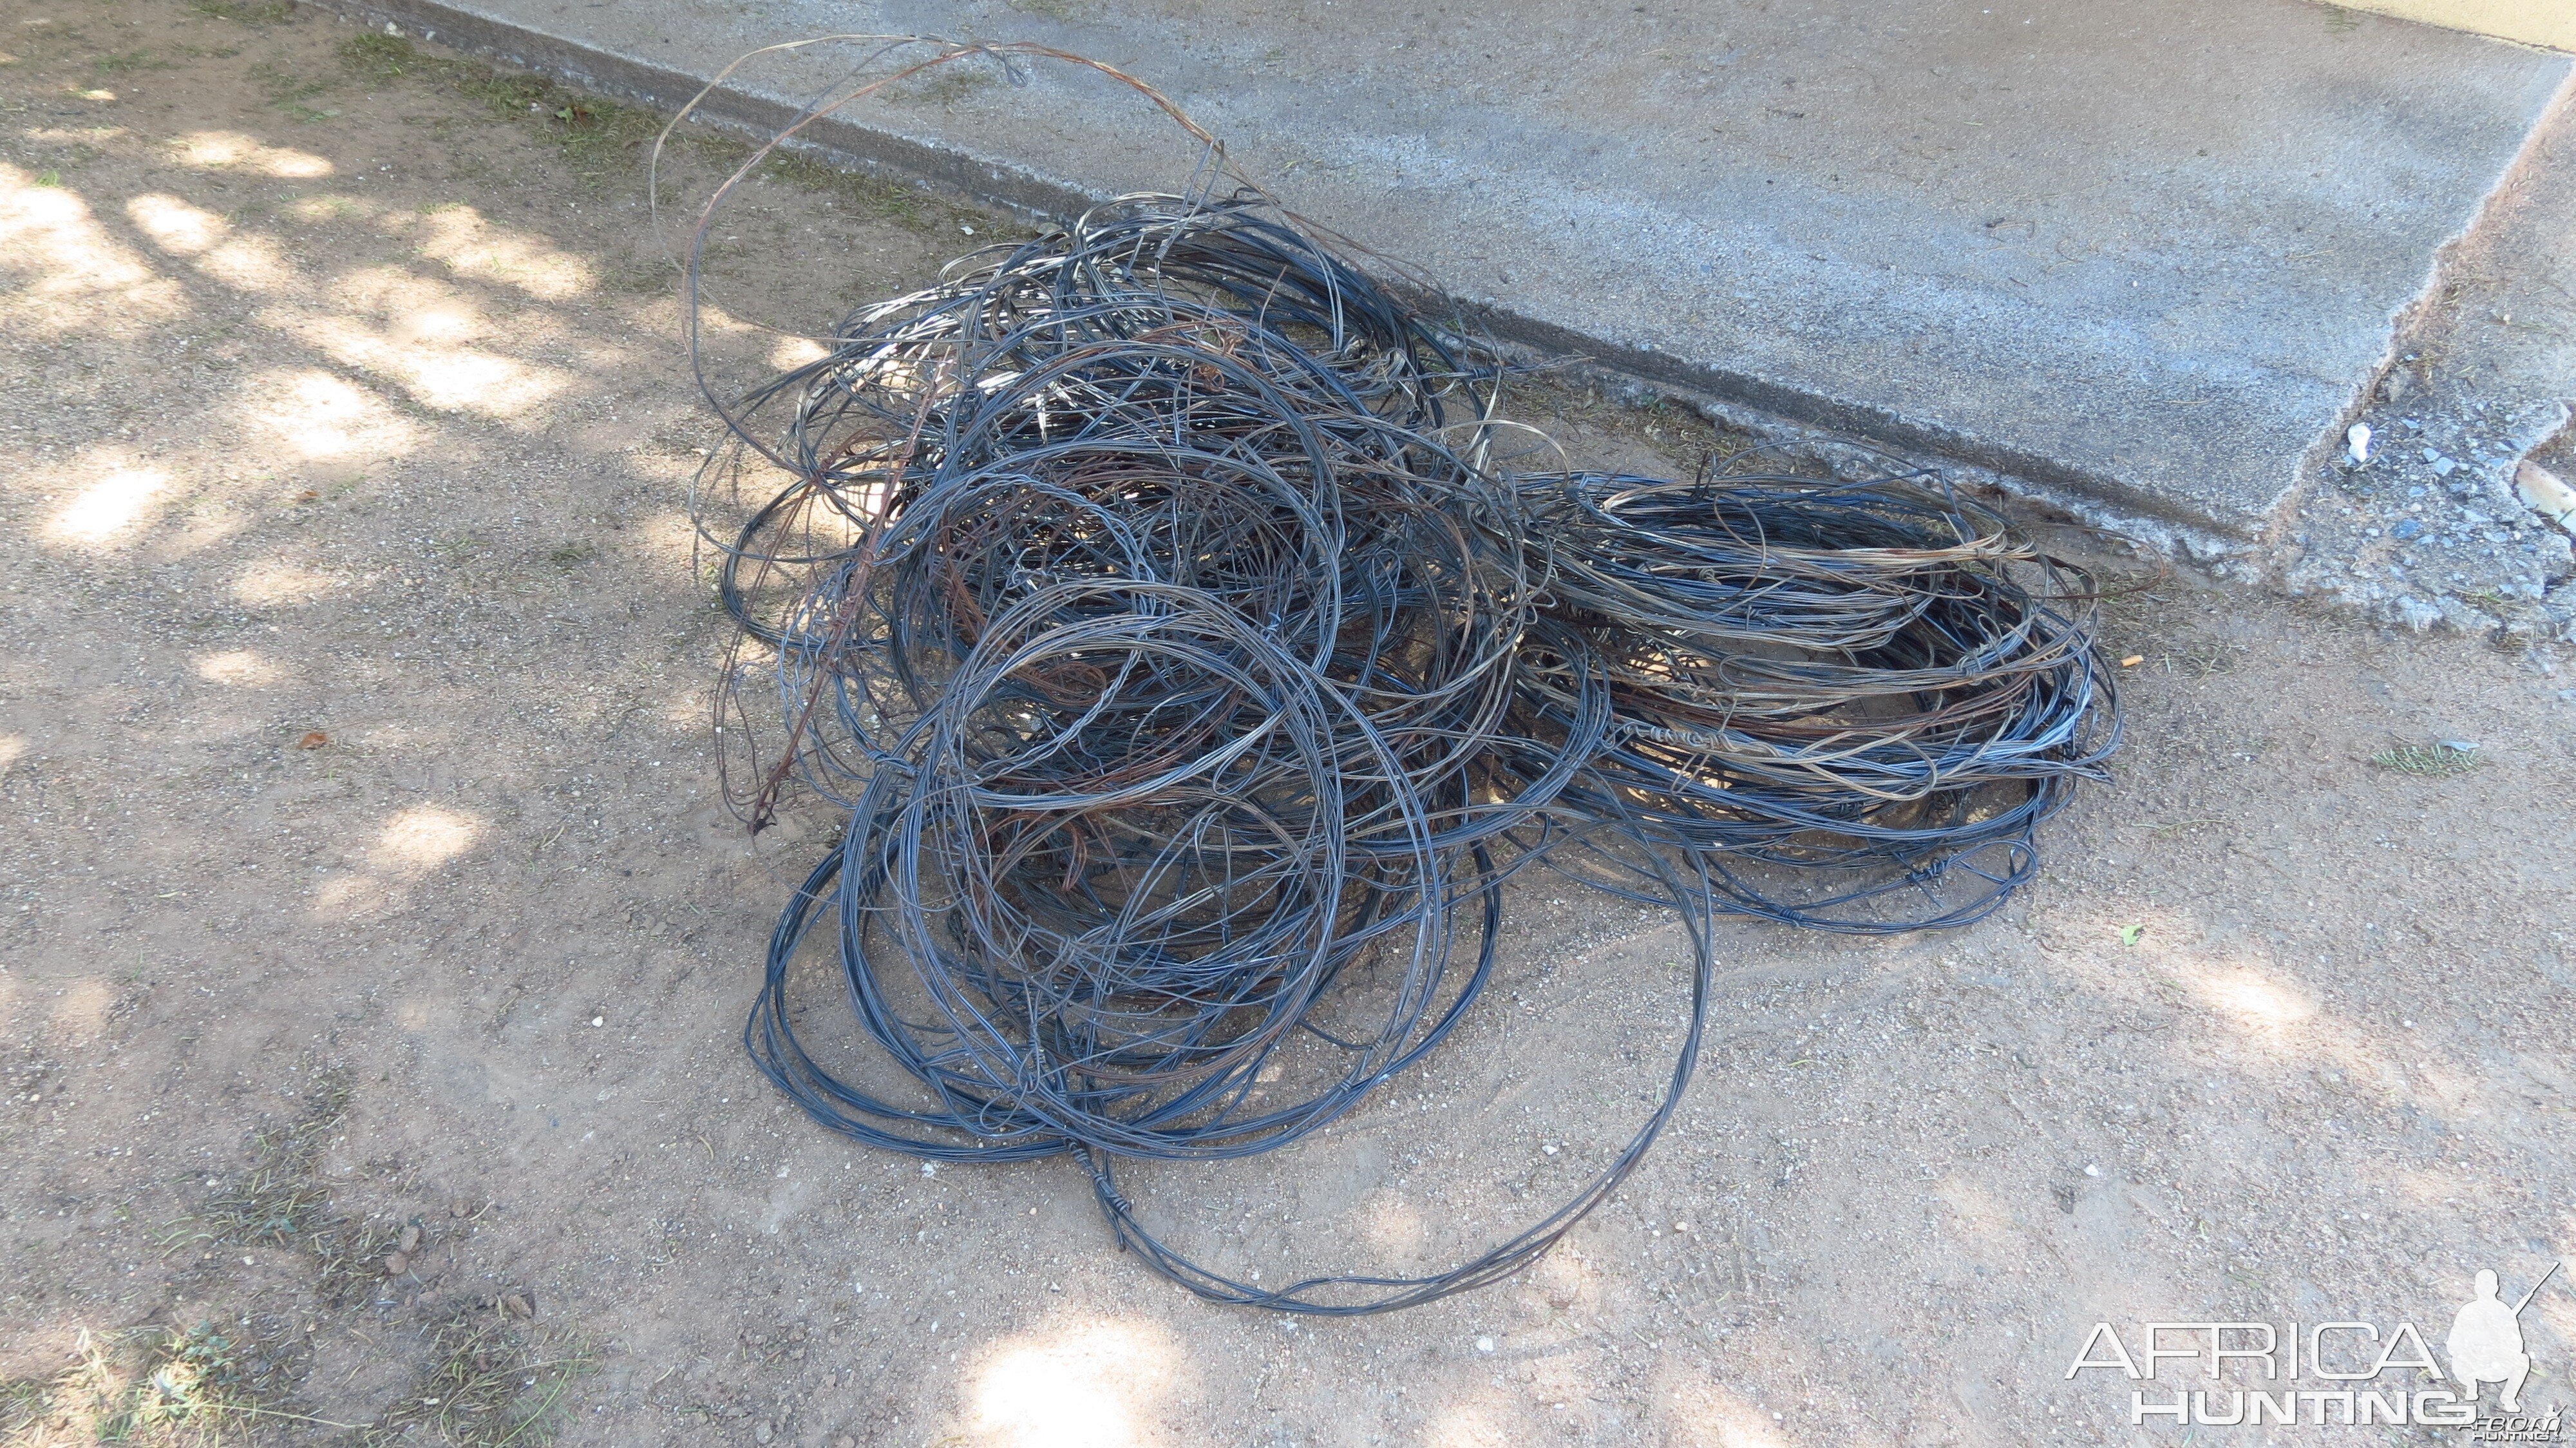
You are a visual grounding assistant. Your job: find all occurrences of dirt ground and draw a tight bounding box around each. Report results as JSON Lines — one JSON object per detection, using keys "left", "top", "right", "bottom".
{"left": 5, "top": 5, "right": 2575, "bottom": 1445}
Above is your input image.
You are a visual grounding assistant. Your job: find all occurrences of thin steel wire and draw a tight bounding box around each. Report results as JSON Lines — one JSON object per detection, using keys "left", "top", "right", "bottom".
{"left": 676, "top": 42, "right": 2117, "bottom": 1314}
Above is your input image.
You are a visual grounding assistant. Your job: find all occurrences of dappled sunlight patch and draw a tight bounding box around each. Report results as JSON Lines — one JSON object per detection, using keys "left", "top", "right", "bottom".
{"left": 285, "top": 192, "right": 379, "bottom": 224}
{"left": 1668, "top": 1384, "right": 1801, "bottom": 1448}
{"left": 232, "top": 561, "right": 342, "bottom": 605}
{"left": 1930, "top": 1172, "right": 2018, "bottom": 1244}
{"left": 1423, "top": 1395, "right": 1519, "bottom": 1448}
{"left": 371, "top": 805, "right": 482, "bottom": 873}
{"left": 326, "top": 262, "right": 479, "bottom": 320}
{"left": 657, "top": 687, "right": 712, "bottom": 735}
{"left": 398, "top": 307, "right": 477, "bottom": 343}
{"left": 125, "top": 191, "right": 227, "bottom": 255}
{"left": 194, "top": 649, "right": 281, "bottom": 685}
{"left": 0, "top": 164, "right": 187, "bottom": 324}
{"left": 2387, "top": 1165, "right": 2462, "bottom": 1210}
{"left": 168, "top": 129, "right": 333, "bottom": 178}
{"left": 197, "top": 232, "right": 298, "bottom": 294}
{"left": 279, "top": 295, "right": 574, "bottom": 419}
{"left": 1527, "top": 1244, "right": 1589, "bottom": 1314}
{"left": 254, "top": 368, "right": 420, "bottom": 459}
{"left": 45, "top": 464, "right": 171, "bottom": 546}
{"left": 409, "top": 204, "right": 596, "bottom": 299}
{"left": 2192, "top": 967, "right": 2318, "bottom": 1038}
{"left": 1362, "top": 1192, "right": 1429, "bottom": 1260}
{"left": 399, "top": 347, "right": 567, "bottom": 416}
{"left": 967, "top": 1318, "right": 1182, "bottom": 1448}
{"left": 0, "top": 734, "right": 26, "bottom": 774}
{"left": 162, "top": 497, "right": 258, "bottom": 557}
{"left": 50, "top": 978, "right": 118, "bottom": 1042}
{"left": 312, "top": 805, "right": 489, "bottom": 919}
{"left": 21, "top": 126, "right": 129, "bottom": 144}
{"left": 312, "top": 872, "right": 390, "bottom": 917}
{"left": 625, "top": 506, "right": 715, "bottom": 569}
{"left": 768, "top": 334, "right": 829, "bottom": 370}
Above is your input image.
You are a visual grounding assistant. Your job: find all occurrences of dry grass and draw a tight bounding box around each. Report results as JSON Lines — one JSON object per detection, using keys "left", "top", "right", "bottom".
{"left": 0, "top": 1323, "right": 337, "bottom": 1447}
{"left": 359, "top": 1310, "right": 594, "bottom": 1448}
{"left": 2369, "top": 741, "right": 2483, "bottom": 777}
{"left": 155, "top": 1074, "right": 424, "bottom": 1309}
{"left": 162, "top": 1074, "right": 350, "bottom": 1253}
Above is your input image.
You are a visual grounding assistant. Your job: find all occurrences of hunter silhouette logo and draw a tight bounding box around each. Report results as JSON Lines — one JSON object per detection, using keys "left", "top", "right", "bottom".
{"left": 2450, "top": 1262, "right": 2561, "bottom": 1413}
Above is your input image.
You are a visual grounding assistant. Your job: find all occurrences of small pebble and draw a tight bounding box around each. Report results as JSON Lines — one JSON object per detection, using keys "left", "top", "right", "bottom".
{"left": 397, "top": 1224, "right": 421, "bottom": 1254}
{"left": 383, "top": 1251, "right": 410, "bottom": 1276}
{"left": 450, "top": 1200, "right": 471, "bottom": 1218}
{"left": 754, "top": 1424, "right": 773, "bottom": 1445}
{"left": 1476, "top": 1335, "right": 1495, "bottom": 1353}
{"left": 502, "top": 1292, "right": 534, "bottom": 1319}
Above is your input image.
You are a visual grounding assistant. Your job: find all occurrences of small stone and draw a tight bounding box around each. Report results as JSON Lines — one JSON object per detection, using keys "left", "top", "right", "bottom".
{"left": 383, "top": 1251, "right": 411, "bottom": 1276}
{"left": 833, "top": 1436, "right": 858, "bottom": 1448}
{"left": 397, "top": 1225, "right": 421, "bottom": 1254}
{"left": 501, "top": 1293, "right": 534, "bottom": 1319}
{"left": 754, "top": 1424, "right": 773, "bottom": 1445}
{"left": 2518, "top": 460, "right": 2576, "bottom": 527}
{"left": 2083, "top": 1163, "right": 2103, "bottom": 1177}
{"left": 449, "top": 1200, "right": 471, "bottom": 1218}
{"left": 2432, "top": 457, "right": 2458, "bottom": 478}
{"left": 296, "top": 730, "right": 330, "bottom": 750}
{"left": 1476, "top": 1335, "right": 1496, "bottom": 1353}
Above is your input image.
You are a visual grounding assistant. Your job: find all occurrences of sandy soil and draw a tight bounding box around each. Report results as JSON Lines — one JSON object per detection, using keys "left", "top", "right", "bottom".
{"left": 3, "top": 6, "right": 2574, "bottom": 1445}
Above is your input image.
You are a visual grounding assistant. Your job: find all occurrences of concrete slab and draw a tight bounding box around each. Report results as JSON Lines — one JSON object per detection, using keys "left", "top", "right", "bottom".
{"left": 319, "top": 0, "right": 2570, "bottom": 535}
{"left": 2275, "top": 71, "right": 2576, "bottom": 639}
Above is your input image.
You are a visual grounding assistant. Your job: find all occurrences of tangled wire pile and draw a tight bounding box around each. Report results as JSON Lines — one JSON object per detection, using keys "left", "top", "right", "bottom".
{"left": 673, "top": 41, "right": 2117, "bottom": 1315}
